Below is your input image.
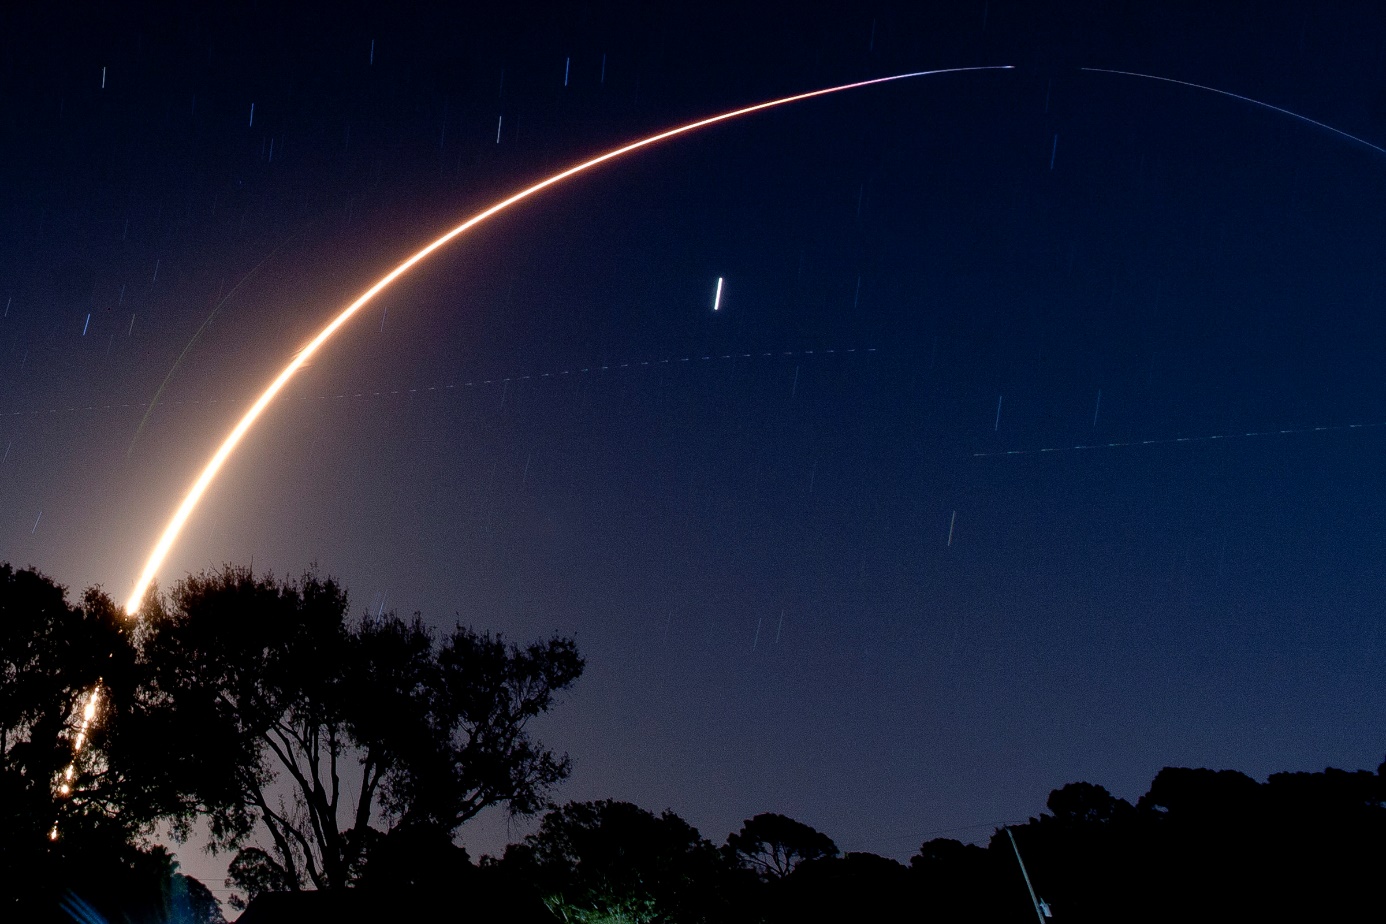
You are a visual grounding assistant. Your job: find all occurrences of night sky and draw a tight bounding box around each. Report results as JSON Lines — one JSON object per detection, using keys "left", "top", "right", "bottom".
{"left": 5, "top": 0, "right": 1386, "bottom": 903}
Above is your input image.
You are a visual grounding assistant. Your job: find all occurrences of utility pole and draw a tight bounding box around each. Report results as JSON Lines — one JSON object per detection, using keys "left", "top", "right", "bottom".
{"left": 1006, "top": 826, "right": 1052, "bottom": 922}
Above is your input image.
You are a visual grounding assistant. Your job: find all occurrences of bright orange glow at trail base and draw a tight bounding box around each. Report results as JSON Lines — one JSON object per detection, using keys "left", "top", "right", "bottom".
{"left": 123, "top": 65, "right": 1012, "bottom": 615}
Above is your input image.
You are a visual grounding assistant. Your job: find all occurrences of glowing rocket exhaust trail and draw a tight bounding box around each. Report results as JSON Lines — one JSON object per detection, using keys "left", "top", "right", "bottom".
{"left": 123, "top": 64, "right": 1012, "bottom": 615}
{"left": 1082, "top": 68, "right": 1386, "bottom": 158}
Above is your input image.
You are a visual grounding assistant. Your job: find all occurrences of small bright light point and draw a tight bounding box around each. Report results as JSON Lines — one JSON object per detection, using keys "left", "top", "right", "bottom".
{"left": 713, "top": 276, "right": 724, "bottom": 311}
{"left": 48, "top": 826, "right": 59, "bottom": 841}
{"left": 59, "top": 784, "right": 70, "bottom": 795}
{"left": 64, "top": 766, "right": 73, "bottom": 780}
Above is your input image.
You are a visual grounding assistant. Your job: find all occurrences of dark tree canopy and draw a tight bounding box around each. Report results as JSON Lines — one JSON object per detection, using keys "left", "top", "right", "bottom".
{"left": 139, "top": 565, "right": 584, "bottom": 905}
{"left": 980, "top": 765, "right": 1386, "bottom": 924}
{"left": 908, "top": 835, "right": 1001, "bottom": 920}
{"left": 0, "top": 560, "right": 585, "bottom": 916}
{"left": 0, "top": 565, "right": 138, "bottom": 844}
{"left": 10, "top": 556, "right": 1386, "bottom": 924}
{"left": 770, "top": 851, "right": 912, "bottom": 923}
{"left": 503, "top": 799, "right": 737, "bottom": 924}
{"left": 725, "top": 812, "right": 838, "bottom": 880}
{"left": 0, "top": 563, "right": 222, "bottom": 923}
{"left": 1046, "top": 781, "right": 1134, "bottom": 826}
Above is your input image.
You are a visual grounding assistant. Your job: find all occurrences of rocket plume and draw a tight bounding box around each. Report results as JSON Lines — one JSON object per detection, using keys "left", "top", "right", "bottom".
{"left": 123, "top": 65, "right": 1013, "bottom": 614}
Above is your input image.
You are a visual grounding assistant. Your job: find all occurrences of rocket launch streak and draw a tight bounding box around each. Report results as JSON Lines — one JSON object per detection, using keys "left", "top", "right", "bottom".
{"left": 123, "top": 64, "right": 1013, "bottom": 615}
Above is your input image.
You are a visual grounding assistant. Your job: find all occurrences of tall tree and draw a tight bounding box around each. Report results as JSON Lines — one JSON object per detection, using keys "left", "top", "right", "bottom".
{"left": 725, "top": 812, "right": 838, "bottom": 880}
{"left": 138, "top": 565, "right": 583, "bottom": 902}
{"left": 0, "top": 563, "right": 220, "bottom": 922}
{"left": 1, "top": 566, "right": 127, "bottom": 849}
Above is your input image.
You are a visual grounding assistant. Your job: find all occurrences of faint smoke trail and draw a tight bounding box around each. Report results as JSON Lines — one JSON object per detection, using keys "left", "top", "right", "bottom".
{"left": 1082, "top": 67, "right": 1386, "bottom": 157}
{"left": 127, "top": 231, "right": 302, "bottom": 458}
{"left": 123, "top": 65, "right": 1014, "bottom": 614}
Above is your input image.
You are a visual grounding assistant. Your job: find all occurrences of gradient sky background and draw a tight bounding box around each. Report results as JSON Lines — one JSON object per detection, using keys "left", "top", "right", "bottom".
{"left": 4, "top": 0, "right": 1386, "bottom": 907}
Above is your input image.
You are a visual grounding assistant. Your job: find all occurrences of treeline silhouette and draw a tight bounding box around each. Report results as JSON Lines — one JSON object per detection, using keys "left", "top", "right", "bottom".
{"left": 432, "top": 765, "right": 1386, "bottom": 924}
{"left": 0, "top": 562, "right": 581, "bottom": 922}
{"left": 2, "top": 561, "right": 1382, "bottom": 923}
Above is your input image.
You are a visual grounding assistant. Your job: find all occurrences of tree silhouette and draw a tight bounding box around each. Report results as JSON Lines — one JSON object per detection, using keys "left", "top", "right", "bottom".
{"left": 503, "top": 799, "right": 737, "bottom": 924}
{"left": 139, "top": 565, "right": 584, "bottom": 903}
{"left": 1, "top": 567, "right": 132, "bottom": 851}
{"left": 15, "top": 558, "right": 1386, "bottom": 923}
{"left": 772, "top": 851, "right": 912, "bottom": 924}
{"left": 725, "top": 812, "right": 838, "bottom": 880}
{"left": 909, "top": 837, "right": 1006, "bottom": 921}
{"left": 1045, "top": 781, "right": 1134, "bottom": 826}
{"left": 0, "top": 563, "right": 220, "bottom": 922}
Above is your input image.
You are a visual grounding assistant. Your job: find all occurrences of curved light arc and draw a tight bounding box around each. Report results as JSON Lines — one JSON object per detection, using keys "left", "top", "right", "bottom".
{"left": 124, "top": 64, "right": 1014, "bottom": 614}
{"left": 1082, "top": 67, "right": 1386, "bottom": 157}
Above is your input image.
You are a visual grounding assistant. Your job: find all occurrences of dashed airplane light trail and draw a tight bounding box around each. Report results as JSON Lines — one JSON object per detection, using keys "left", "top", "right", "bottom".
{"left": 973, "top": 72, "right": 1386, "bottom": 456}
{"left": 1, "top": 346, "right": 875, "bottom": 421}
{"left": 974, "top": 418, "right": 1386, "bottom": 458}
{"left": 123, "top": 65, "right": 1013, "bottom": 614}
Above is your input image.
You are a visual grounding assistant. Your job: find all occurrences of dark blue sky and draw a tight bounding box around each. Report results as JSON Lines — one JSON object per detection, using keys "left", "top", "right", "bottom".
{"left": 3, "top": 0, "right": 1386, "bottom": 905}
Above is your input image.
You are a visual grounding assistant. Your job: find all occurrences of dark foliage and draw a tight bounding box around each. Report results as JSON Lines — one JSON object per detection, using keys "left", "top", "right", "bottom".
{"left": 766, "top": 851, "right": 913, "bottom": 924}
{"left": 0, "top": 559, "right": 582, "bottom": 918}
{"left": 140, "top": 565, "right": 584, "bottom": 904}
{"left": 488, "top": 761, "right": 1386, "bottom": 924}
{"left": 725, "top": 812, "right": 838, "bottom": 880}
{"left": 7, "top": 559, "right": 1386, "bottom": 924}
{"left": 0, "top": 563, "right": 222, "bottom": 922}
{"left": 981, "top": 766, "right": 1386, "bottom": 924}
{"left": 909, "top": 837, "right": 1007, "bottom": 921}
{"left": 501, "top": 799, "right": 746, "bottom": 924}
